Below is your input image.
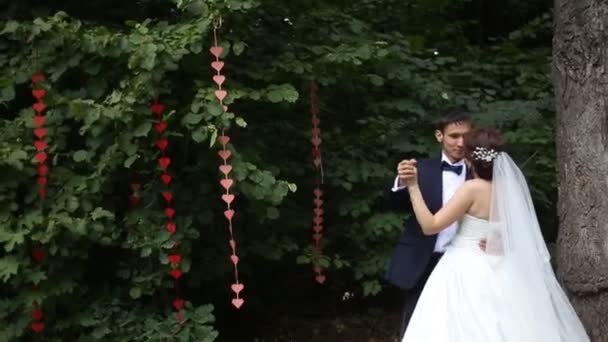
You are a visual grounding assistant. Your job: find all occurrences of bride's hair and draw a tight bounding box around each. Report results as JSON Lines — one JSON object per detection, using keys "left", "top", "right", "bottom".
{"left": 465, "top": 127, "right": 504, "bottom": 180}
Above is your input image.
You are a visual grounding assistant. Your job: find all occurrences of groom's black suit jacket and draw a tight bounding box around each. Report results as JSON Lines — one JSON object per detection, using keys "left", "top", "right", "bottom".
{"left": 385, "top": 156, "right": 471, "bottom": 290}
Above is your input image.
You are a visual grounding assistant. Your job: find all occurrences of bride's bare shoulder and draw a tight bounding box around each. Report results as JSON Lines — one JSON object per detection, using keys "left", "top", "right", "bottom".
{"left": 464, "top": 178, "right": 492, "bottom": 191}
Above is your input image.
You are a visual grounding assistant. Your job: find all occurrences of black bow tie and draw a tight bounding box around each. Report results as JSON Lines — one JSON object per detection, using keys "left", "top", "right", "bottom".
{"left": 441, "top": 161, "right": 463, "bottom": 175}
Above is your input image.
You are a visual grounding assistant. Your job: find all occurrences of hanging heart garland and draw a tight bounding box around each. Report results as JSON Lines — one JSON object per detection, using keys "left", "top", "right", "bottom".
{"left": 29, "top": 72, "right": 47, "bottom": 333}
{"left": 151, "top": 100, "right": 185, "bottom": 323}
{"left": 212, "top": 18, "right": 244, "bottom": 309}
{"left": 310, "top": 81, "right": 326, "bottom": 285}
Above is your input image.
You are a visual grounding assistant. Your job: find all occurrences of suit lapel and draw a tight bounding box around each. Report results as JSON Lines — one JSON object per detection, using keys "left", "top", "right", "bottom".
{"left": 427, "top": 157, "right": 443, "bottom": 213}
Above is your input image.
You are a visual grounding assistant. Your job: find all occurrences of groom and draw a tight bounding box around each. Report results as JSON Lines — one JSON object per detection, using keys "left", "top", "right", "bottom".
{"left": 385, "top": 109, "right": 473, "bottom": 339}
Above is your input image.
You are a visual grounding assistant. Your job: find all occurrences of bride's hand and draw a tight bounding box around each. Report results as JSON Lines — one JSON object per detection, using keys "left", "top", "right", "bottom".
{"left": 400, "top": 159, "right": 418, "bottom": 187}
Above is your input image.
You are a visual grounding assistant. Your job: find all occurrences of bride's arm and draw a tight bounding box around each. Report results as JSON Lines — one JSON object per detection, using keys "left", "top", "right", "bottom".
{"left": 407, "top": 183, "right": 474, "bottom": 235}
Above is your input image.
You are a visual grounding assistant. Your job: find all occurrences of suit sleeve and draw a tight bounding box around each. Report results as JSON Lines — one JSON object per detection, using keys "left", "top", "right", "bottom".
{"left": 384, "top": 175, "right": 412, "bottom": 211}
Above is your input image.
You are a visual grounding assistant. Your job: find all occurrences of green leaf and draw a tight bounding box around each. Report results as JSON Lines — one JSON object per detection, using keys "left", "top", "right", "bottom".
{"left": 91, "top": 207, "right": 114, "bottom": 220}
{"left": 235, "top": 117, "right": 247, "bottom": 128}
{"left": 184, "top": 113, "right": 203, "bottom": 125}
{"left": 73, "top": 150, "right": 88, "bottom": 162}
{"left": 287, "top": 183, "right": 297, "bottom": 192}
{"left": 233, "top": 41, "right": 246, "bottom": 56}
{"left": 192, "top": 128, "right": 208, "bottom": 143}
{"left": 129, "top": 287, "right": 142, "bottom": 299}
{"left": 266, "top": 207, "right": 280, "bottom": 219}
{"left": 133, "top": 122, "right": 152, "bottom": 137}
{"left": 0, "top": 257, "right": 19, "bottom": 283}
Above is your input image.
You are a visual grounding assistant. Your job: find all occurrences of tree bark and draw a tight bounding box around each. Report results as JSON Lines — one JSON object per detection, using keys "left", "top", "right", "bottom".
{"left": 553, "top": 0, "right": 608, "bottom": 340}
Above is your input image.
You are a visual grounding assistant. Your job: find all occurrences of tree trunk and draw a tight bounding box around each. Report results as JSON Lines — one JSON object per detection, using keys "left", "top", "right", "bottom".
{"left": 553, "top": 0, "right": 608, "bottom": 340}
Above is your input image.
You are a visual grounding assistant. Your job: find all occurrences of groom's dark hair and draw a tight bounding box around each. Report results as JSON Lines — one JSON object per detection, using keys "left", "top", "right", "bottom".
{"left": 435, "top": 108, "right": 472, "bottom": 132}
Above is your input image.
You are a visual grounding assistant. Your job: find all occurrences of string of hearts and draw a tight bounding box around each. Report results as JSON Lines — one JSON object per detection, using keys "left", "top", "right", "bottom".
{"left": 212, "top": 17, "right": 245, "bottom": 309}
{"left": 151, "top": 100, "right": 186, "bottom": 323}
{"left": 30, "top": 72, "right": 48, "bottom": 334}
{"left": 310, "top": 81, "right": 326, "bottom": 285}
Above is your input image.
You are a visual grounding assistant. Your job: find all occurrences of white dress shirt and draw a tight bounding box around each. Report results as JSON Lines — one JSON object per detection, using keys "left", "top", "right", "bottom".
{"left": 392, "top": 153, "right": 466, "bottom": 252}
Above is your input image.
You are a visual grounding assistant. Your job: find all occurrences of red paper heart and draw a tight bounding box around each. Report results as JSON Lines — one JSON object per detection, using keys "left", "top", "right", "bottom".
{"left": 313, "top": 208, "right": 324, "bottom": 216}
{"left": 32, "top": 102, "right": 46, "bottom": 113}
{"left": 217, "top": 135, "right": 230, "bottom": 145}
{"left": 129, "top": 195, "right": 140, "bottom": 206}
{"left": 38, "top": 187, "right": 46, "bottom": 199}
{"left": 165, "top": 207, "right": 176, "bottom": 219}
{"left": 173, "top": 298, "right": 185, "bottom": 310}
{"left": 162, "top": 191, "right": 173, "bottom": 203}
{"left": 231, "top": 298, "right": 244, "bottom": 309}
{"left": 166, "top": 222, "right": 176, "bottom": 234}
{"left": 34, "top": 140, "right": 47, "bottom": 151}
{"left": 34, "top": 127, "right": 46, "bottom": 139}
{"left": 313, "top": 216, "right": 323, "bottom": 225}
{"left": 170, "top": 269, "right": 182, "bottom": 279}
{"left": 230, "top": 254, "right": 239, "bottom": 265}
{"left": 312, "top": 148, "right": 321, "bottom": 157}
{"left": 311, "top": 136, "right": 322, "bottom": 147}
{"left": 313, "top": 198, "right": 323, "bottom": 207}
{"left": 313, "top": 225, "right": 323, "bottom": 233}
{"left": 311, "top": 106, "right": 320, "bottom": 116}
{"left": 312, "top": 116, "right": 320, "bottom": 126}
{"left": 210, "top": 46, "right": 223, "bottom": 58}
{"left": 215, "top": 90, "right": 227, "bottom": 101}
{"left": 220, "top": 178, "right": 233, "bottom": 190}
{"left": 219, "top": 164, "right": 232, "bottom": 175}
{"left": 213, "top": 75, "right": 226, "bottom": 86}
{"left": 158, "top": 157, "right": 171, "bottom": 169}
{"left": 32, "top": 114, "right": 46, "bottom": 127}
{"left": 31, "top": 74, "right": 45, "bottom": 84}
{"left": 31, "top": 309, "right": 44, "bottom": 321}
{"left": 168, "top": 254, "right": 181, "bottom": 265}
{"left": 224, "top": 209, "right": 235, "bottom": 220}
{"left": 30, "top": 322, "right": 45, "bottom": 333}
{"left": 211, "top": 61, "right": 224, "bottom": 72}
{"left": 229, "top": 239, "right": 236, "bottom": 250}
{"left": 32, "top": 89, "right": 46, "bottom": 100}
{"left": 38, "top": 165, "right": 48, "bottom": 176}
{"left": 313, "top": 233, "right": 322, "bottom": 242}
{"left": 31, "top": 247, "right": 45, "bottom": 263}
{"left": 313, "top": 188, "right": 323, "bottom": 198}
{"left": 156, "top": 139, "right": 168, "bottom": 151}
{"left": 315, "top": 274, "right": 326, "bottom": 284}
{"left": 222, "top": 194, "right": 235, "bottom": 204}
{"left": 34, "top": 152, "right": 47, "bottom": 164}
{"left": 155, "top": 122, "right": 167, "bottom": 134}
{"left": 37, "top": 176, "right": 47, "bottom": 185}
{"left": 218, "top": 150, "right": 231, "bottom": 160}
{"left": 231, "top": 283, "right": 244, "bottom": 294}
{"left": 161, "top": 174, "right": 172, "bottom": 185}
{"left": 151, "top": 103, "right": 165, "bottom": 116}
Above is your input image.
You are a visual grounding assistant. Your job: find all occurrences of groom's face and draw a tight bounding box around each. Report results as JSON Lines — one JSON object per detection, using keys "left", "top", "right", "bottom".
{"left": 435, "top": 122, "right": 471, "bottom": 162}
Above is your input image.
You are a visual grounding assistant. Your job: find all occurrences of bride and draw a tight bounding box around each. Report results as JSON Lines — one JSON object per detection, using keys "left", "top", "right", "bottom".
{"left": 399, "top": 127, "right": 590, "bottom": 342}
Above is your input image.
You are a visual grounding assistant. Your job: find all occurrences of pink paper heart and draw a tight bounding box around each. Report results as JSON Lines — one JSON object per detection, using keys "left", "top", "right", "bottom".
{"left": 32, "top": 102, "right": 46, "bottom": 113}
{"left": 34, "top": 127, "right": 46, "bottom": 139}
{"left": 312, "top": 128, "right": 321, "bottom": 136}
{"left": 211, "top": 61, "right": 224, "bottom": 72}
{"left": 166, "top": 222, "right": 176, "bottom": 234}
{"left": 313, "top": 157, "right": 321, "bottom": 167}
{"left": 220, "top": 178, "right": 233, "bottom": 190}
{"left": 34, "top": 140, "right": 47, "bottom": 151}
{"left": 311, "top": 136, "right": 322, "bottom": 147}
{"left": 315, "top": 274, "right": 326, "bottom": 284}
{"left": 312, "top": 116, "right": 320, "bottom": 126}
{"left": 231, "top": 283, "right": 244, "bottom": 294}
{"left": 313, "top": 198, "right": 323, "bottom": 207}
{"left": 229, "top": 239, "right": 236, "bottom": 250}
{"left": 224, "top": 209, "right": 235, "bottom": 220}
{"left": 313, "top": 188, "right": 323, "bottom": 198}
{"left": 210, "top": 46, "right": 223, "bottom": 58}
{"left": 218, "top": 150, "right": 232, "bottom": 160}
{"left": 313, "top": 216, "right": 323, "bottom": 225}
{"left": 156, "top": 139, "right": 168, "bottom": 151}
{"left": 313, "top": 233, "right": 322, "bottom": 242}
{"left": 230, "top": 254, "right": 239, "bottom": 265}
{"left": 165, "top": 207, "right": 176, "bottom": 219}
{"left": 313, "top": 225, "right": 323, "bottom": 233}
{"left": 215, "top": 90, "right": 227, "bottom": 101}
{"left": 161, "top": 173, "right": 172, "bottom": 185}
{"left": 217, "top": 135, "right": 230, "bottom": 145}
{"left": 222, "top": 193, "right": 235, "bottom": 204}
{"left": 313, "top": 208, "right": 324, "bottom": 216}
{"left": 232, "top": 298, "right": 244, "bottom": 309}
{"left": 219, "top": 164, "right": 232, "bottom": 175}
{"left": 213, "top": 75, "right": 226, "bottom": 86}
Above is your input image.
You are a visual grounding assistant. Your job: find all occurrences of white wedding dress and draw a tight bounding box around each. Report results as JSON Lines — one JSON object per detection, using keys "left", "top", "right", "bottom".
{"left": 402, "top": 214, "right": 590, "bottom": 342}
